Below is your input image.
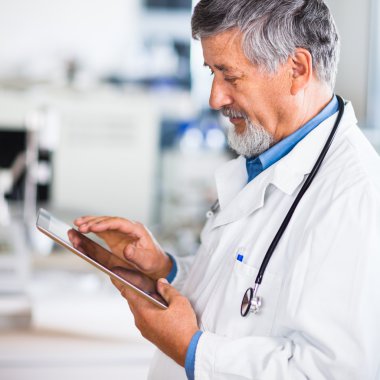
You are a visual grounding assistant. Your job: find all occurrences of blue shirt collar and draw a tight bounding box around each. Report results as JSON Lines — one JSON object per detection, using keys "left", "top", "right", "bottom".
{"left": 246, "top": 95, "right": 339, "bottom": 183}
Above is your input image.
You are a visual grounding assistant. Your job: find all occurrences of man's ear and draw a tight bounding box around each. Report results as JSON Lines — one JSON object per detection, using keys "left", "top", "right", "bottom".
{"left": 289, "top": 48, "right": 313, "bottom": 95}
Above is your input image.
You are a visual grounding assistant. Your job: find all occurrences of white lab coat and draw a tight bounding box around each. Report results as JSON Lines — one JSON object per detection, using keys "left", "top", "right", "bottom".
{"left": 148, "top": 102, "right": 380, "bottom": 380}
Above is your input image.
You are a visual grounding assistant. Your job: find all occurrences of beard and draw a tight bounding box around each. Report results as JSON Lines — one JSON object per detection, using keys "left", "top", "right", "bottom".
{"left": 222, "top": 107, "right": 274, "bottom": 158}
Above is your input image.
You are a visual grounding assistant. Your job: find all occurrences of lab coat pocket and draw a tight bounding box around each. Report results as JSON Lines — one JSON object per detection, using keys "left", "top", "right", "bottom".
{"left": 201, "top": 259, "right": 283, "bottom": 338}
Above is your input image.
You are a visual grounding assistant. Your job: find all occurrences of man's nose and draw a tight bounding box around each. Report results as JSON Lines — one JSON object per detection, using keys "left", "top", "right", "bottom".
{"left": 209, "top": 77, "right": 233, "bottom": 110}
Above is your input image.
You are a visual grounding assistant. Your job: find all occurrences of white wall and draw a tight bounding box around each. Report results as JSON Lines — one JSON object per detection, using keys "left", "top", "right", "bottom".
{"left": 50, "top": 89, "right": 160, "bottom": 225}
{"left": 0, "top": 0, "right": 141, "bottom": 79}
{"left": 366, "top": 0, "right": 380, "bottom": 129}
{"left": 327, "top": 0, "right": 371, "bottom": 126}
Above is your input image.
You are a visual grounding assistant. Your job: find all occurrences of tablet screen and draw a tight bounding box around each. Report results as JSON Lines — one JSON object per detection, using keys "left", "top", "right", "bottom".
{"left": 36, "top": 208, "right": 167, "bottom": 309}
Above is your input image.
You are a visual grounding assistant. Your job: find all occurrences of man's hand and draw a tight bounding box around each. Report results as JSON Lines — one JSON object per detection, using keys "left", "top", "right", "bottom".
{"left": 74, "top": 216, "right": 172, "bottom": 280}
{"left": 112, "top": 277, "right": 199, "bottom": 367}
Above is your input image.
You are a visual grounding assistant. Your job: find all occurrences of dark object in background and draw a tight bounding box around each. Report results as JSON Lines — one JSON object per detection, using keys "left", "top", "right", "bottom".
{"left": 0, "top": 129, "right": 51, "bottom": 202}
{"left": 145, "top": 0, "right": 192, "bottom": 10}
{"left": 0, "top": 130, "right": 26, "bottom": 200}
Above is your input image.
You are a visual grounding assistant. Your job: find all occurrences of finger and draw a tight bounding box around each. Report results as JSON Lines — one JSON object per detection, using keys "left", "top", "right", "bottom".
{"left": 76, "top": 217, "right": 112, "bottom": 232}
{"left": 74, "top": 216, "right": 109, "bottom": 232}
{"left": 120, "top": 286, "right": 141, "bottom": 303}
{"left": 67, "top": 230, "right": 81, "bottom": 248}
{"left": 74, "top": 215, "right": 102, "bottom": 226}
{"left": 67, "top": 229, "right": 89, "bottom": 251}
{"left": 110, "top": 280, "right": 138, "bottom": 313}
{"left": 111, "top": 277, "right": 124, "bottom": 291}
{"left": 156, "top": 278, "right": 181, "bottom": 304}
{"left": 111, "top": 277, "right": 143, "bottom": 300}
{"left": 111, "top": 275, "right": 157, "bottom": 307}
{"left": 80, "top": 217, "right": 144, "bottom": 238}
{"left": 118, "top": 283, "right": 152, "bottom": 314}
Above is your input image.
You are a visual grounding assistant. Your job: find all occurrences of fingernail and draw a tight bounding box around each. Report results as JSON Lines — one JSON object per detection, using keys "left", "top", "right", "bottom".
{"left": 158, "top": 278, "right": 169, "bottom": 284}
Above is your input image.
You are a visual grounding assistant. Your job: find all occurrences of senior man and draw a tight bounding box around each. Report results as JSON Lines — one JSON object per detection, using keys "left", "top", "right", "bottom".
{"left": 75, "top": 0, "right": 380, "bottom": 379}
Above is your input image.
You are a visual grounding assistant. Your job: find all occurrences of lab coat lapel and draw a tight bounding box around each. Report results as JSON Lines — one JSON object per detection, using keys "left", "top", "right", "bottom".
{"left": 212, "top": 101, "right": 356, "bottom": 229}
{"left": 212, "top": 163, "right": 277, "bottom": 229}
{"left": 214, "top": 155, "right": 248, "bottom": 210}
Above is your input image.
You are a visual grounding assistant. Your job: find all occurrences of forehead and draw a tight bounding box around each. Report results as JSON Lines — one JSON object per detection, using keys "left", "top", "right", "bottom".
{"left": 201, "top": 29, "right": 252, "bottom": 71}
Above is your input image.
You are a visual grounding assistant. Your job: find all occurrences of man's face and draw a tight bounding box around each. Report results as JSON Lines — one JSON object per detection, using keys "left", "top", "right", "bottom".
{"left": 201, "top": 29, "right": 293, "bottom": 157}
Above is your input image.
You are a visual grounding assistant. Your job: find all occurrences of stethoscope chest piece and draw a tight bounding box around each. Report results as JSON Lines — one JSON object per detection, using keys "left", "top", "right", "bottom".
{"left": 241, "top": 286, "right": 262, "bottom": 317}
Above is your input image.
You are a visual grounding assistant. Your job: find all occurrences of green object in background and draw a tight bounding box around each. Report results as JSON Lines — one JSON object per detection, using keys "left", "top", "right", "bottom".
{"left": 0, "top": 240, "right": 12, "bottom": 254}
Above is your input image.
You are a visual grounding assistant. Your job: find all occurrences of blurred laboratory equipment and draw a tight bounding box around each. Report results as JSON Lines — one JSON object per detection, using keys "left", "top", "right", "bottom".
{"left": 0, "top": 99, "right": 36, "bottom": 329}
{"left": 0, "top": 89, "right": 62, "bottom": 328}
{"left": 158, "top": 109, "right": 231, "bottom": 256}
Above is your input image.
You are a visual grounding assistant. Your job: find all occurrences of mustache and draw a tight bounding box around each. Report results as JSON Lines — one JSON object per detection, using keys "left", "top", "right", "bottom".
{"left": 221, "top": 107, "right": 248, "bottom": 119}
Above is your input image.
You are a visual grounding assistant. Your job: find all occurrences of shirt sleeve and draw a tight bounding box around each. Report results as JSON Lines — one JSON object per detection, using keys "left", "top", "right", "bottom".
{"left": 166, "top": 254, "right": 196, "bottom": 291}
{"left": 185, "top": 331, "right": 203, "bottom": 380}
{"left": 194, "top": 182, "right": 380, "bottom": 379}
{"left": 165, "top": 253, "right": 178, "bottom": 284}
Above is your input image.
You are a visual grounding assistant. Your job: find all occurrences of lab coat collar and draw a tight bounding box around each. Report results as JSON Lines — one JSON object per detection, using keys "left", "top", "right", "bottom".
{"left": 214, "top": 155, "right": 248, "bottom": 210}
{"left": 212, "top": 101, "right": 356, "bottom": 229}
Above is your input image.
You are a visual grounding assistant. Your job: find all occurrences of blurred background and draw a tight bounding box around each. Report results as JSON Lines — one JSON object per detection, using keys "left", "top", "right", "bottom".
{"left": 0, "top": 0, "right": 379, "bottom": 379}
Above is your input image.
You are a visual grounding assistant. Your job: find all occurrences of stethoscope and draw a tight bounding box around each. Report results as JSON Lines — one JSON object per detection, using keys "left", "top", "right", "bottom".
{"left": 207, "top": 95, "right": 345, "bottom": 317}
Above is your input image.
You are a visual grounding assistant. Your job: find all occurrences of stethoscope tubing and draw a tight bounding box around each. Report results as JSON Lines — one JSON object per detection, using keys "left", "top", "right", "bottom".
{"left": 253, "top": 95, "right": 345, "bottom": 287}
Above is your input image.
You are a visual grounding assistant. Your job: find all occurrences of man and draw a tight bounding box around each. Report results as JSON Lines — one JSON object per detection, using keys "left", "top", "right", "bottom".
{"left": 75, "top": 0, "right": 380, "bottom": 379}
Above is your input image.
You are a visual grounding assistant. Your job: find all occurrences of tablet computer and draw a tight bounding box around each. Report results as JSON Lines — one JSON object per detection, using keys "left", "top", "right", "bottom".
{"left": 36, "top": 208, "right": 168, "bottom": 310}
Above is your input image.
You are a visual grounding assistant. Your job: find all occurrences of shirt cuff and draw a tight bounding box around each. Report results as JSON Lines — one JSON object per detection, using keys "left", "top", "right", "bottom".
{"left": 185, "top": 331, "right": 203, "bottom": 380}
{"left": 165, "top": 253, "right": 178, "bottom": 284}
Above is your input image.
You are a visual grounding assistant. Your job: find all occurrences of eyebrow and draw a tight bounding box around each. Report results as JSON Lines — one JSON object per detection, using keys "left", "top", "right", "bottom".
{"left": 203, "top": 62, "right": 236, "bottom": 73}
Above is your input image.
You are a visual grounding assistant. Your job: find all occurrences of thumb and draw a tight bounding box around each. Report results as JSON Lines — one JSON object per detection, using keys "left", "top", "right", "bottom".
{"left": 123, "top": 245, "right": 146, "bottom": 267}
{"left": 157, "top": 278, "right": 179, "bottom": 304}
{"left": 123, "top": 245, "right": 160, "bottom": 274}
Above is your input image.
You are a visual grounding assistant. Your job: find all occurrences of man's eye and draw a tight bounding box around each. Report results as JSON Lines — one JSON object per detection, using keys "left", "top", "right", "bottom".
{"left": 225, "top": 77, "right": 237, "bottom": 84}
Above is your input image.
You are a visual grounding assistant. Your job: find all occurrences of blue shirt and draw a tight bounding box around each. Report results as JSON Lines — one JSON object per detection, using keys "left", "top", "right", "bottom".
{"left": 166, "top": 253, "right": 178, "bottom": 283}
{"left": 174, "top": 95, "right": 339, "bottom": 380}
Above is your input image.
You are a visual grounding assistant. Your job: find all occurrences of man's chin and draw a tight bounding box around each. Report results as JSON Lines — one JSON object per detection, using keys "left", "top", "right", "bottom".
{"left": 228, "top": 118, "right": 247, "bottom": 134}
{"left": 227, "top": 127, "right": 274, "bottom": 157}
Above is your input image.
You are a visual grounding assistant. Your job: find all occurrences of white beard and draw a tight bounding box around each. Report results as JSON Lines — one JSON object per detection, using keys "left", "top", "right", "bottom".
{"left": 222, "top": 108, "right": 274, "bottom": 158}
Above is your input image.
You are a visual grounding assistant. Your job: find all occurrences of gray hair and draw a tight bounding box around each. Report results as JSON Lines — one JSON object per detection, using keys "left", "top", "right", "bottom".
{"left": 192, "top": 0, "right": 340, "bottom": 88}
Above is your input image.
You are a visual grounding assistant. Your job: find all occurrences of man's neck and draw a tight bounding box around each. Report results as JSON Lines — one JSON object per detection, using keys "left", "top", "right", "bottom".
{"left": 299, "top": 87, "right": 334, "bottom": 128}
{"left": 275, "top": 85, "right": 334, "bottom": 142}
